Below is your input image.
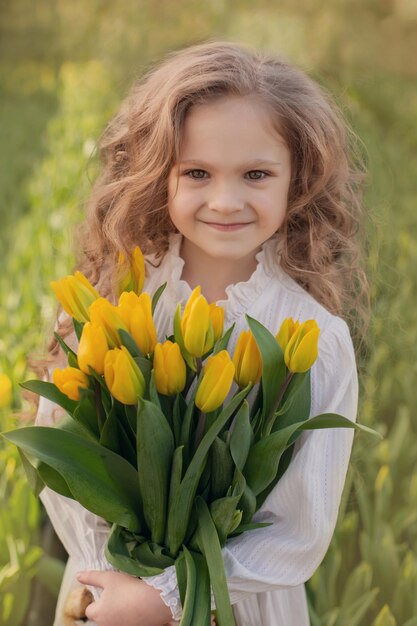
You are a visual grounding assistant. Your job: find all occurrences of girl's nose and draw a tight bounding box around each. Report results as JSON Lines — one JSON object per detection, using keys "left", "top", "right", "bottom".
{"left": 206, "top": 182, "right": 244, "bottom": 213}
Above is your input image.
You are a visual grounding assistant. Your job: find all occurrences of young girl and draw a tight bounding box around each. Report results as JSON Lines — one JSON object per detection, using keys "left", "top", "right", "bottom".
{"left": 36, "top": 41, "right": 369, "bottom": 626}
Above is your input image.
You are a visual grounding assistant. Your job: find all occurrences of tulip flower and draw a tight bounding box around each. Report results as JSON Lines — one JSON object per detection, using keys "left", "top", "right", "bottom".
{"left": 280, "top": 319, "right": 320, "bottom": 373}
{"left": 153, "top": 341, "right": 186, "bottom": 396}
{"left": 104, "top": 346, "right": 145, "bottom": 405}
{"left": 118, "top": 291, "right": 157, "bottom": 355}
{"left": 209, "top": 303, "right": 225, "bottom": 343}
{"left": 181, "top": 287, "right": 213, "bottom": 358}
{"left": 275, "top": 317, "right": 300, "bottom": 353}
{"left": 51, "top": 271, "right": 99, "bottom": 323}
{"left": 77, "top": 322, "right": 109, "bottom": 375}
{"left": 232, "top": 330, "right": 262, "bottom": 387}
{"left": 89, "top": 298, "right": 128, "bottom": 348}
{"left": 53, "top": 367, "right": 90, "bottom": 401}
{"left": 0, "top": 373, "right": 12, "bottom": 408}
{"left": 195, "top": 350, "right": 235, "bottom": 413}
{"left": 117, "top": 246, "right": 146, "bottom": 296}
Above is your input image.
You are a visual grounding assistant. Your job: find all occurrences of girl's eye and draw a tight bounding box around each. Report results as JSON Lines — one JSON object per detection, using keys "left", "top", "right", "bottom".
{"left": 184, "top": 169, "right": 208, "bottom": 179}
{"left": 245, "top": 170, "right": 268, "bottom": 180}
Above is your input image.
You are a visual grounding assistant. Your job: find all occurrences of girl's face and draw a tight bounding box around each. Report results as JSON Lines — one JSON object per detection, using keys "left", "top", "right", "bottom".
{"left": 167, "top": 95, "right": 291, "bottom": 275}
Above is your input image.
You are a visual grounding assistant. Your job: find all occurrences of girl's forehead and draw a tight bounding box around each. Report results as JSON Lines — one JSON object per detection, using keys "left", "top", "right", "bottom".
{"left": 177, "top": 95, "right": 288, "bottom": 161}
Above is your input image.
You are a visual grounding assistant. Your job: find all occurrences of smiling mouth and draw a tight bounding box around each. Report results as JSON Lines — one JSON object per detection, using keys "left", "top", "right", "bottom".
{"left": 202, "top": 222, "right": 252, "bottom": 231}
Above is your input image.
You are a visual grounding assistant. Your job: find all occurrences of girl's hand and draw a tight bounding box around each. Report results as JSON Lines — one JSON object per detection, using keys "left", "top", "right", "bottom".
{"left": 76, "top": 570, "right": 173, "bottom": 626}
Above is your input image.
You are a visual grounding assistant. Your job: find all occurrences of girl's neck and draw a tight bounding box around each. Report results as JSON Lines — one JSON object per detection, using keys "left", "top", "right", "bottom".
{"left": 179, "top": 241, "right": 260, "bottom": 303}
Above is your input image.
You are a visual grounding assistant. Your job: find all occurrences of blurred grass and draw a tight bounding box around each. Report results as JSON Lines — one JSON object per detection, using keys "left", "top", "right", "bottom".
{"left": 0, "top": 1, "right": 416, "bottom": 624}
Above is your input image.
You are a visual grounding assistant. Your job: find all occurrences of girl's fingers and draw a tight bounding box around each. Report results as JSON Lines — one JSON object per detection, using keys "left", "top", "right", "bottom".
{"left": 76, "top": 570, "right": 108, "bottom": 588}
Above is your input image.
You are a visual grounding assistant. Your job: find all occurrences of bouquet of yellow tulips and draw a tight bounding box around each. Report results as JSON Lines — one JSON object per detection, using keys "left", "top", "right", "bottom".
{"left": 2, "top": 247, "right": 377, "bottom": 626}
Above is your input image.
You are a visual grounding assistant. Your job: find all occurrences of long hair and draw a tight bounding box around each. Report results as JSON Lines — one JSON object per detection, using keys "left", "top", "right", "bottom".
{"left": 55, "top": 41, "right": 369, "bottom": 353}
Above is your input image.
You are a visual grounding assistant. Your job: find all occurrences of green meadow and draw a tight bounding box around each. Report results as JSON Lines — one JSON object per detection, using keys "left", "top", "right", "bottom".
{"left": 1, "top": 1, "right": 416, "bottom": 624}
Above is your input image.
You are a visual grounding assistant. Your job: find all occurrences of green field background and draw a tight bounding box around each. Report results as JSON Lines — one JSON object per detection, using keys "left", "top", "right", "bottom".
{"left": 1, "top": 1, "right": 416, "bottom": 625}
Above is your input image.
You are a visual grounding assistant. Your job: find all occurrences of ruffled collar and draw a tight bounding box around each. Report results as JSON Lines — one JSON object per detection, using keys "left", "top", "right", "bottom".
{"left": 161, "top": 233, "right": 285, "bottom": 322}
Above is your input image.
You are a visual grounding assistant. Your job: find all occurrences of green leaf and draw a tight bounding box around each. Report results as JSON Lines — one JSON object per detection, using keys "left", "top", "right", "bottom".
{"left": 151, "top": 281, "right": 167, "bottom": 314}
{"left": 190, "top": 551, "right": 211, "bottom": 626}
{"left": 210, "top": 436, "right": 234, "bottom": 501}
{"left": 230, "top": 401, "right": 252, "bottom": 471}
{"left": 73, "top": 318, "right": 84, "bottom": 342}
{"left": 54, "top": 331, "right": 77, "bottom": 359}
{"left": 228, "top": 521, "right": 272, "bottom": 537}
{"left": 3, "top": 426, "right": 142, "bottom": 531}
{"left": 246, "top": 315, "right": 286, "bottom": 423}
{"left": 210, "top": 495, "right": 241, "bottom": 545}
{"left": 19, "top": 380, "right": 77, "bottom": 415}
{"left": 132, "top": 541, "right": 174, "bottom": 569}
{"left": 213, "top": 324, "right": 235, "bottom": 354}
{"left": 196, "top": 497, "right": 236, "bottom": 626}
{"left": 300, "top": 413, "right": 382, "bottom": 439}
{"left": 168, "top": 446, "right": 184, "bottom": 511}
{"left": 166, "top": 385, "right": 251, "bottom": 555}
{"left": 73, "top": 388, "right": 101, "bottom": 438}
{"left": 118, "top": 328, "right": 144, "bottom": 358}
{"left": 179, "top": 546, "right": 197, "bottom": 626}
{"left": 137, "top": 399, "right": 175, "bottom": 544}
{"left": 105, "top": 524, "right": 164, "bottom": 577}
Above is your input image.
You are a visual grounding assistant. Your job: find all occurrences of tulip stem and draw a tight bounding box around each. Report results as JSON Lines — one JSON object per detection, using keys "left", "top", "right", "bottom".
{"left": 193, "top": 410, "right": 206, "bottom": 454}
{"left": 263, "top": 371, "right": 293, "bottom": 437}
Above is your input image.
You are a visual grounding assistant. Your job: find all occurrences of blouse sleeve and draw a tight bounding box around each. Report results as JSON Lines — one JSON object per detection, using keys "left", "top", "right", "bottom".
{"left": 143, "top": 316, "right": 359, "bottom": 617}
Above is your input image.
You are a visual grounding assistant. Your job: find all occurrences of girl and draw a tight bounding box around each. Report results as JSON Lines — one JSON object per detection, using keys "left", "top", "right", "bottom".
{"left": 36, "top": 41, "right": 369, "bottom": 626}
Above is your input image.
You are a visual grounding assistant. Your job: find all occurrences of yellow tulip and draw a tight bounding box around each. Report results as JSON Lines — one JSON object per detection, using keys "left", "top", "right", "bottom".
{"left": 118, "top": 291, "right": 157, "bottom": 355}
{"left": 232, "top": 330, "right": 262, "bottom": 387}
{"left": 209, "top": 303, "right": 225, "bottom": 343}
{"left": 153, "top": 341, "right": 186, "bottom": 396}
{"left": 104, "top": 346, "right": 145, "bottom": 405}
{"left": 181, "top": 287, "right": 213, "bottom": 357}
{"left": 0, "top": 373, "right": 12, "bottom": 408}
{"left": 53, "top": 367, "right": 89, "bottom": 401}
{"left": 117, "top": 246, "right": 146, "bottom": 296}
{"left": 283, "top": 320, "right": 320, "bottom": 373}
{"left": 195, "top": 350, "right": 235, "bottom": 413}
{"left": 77, "top": 322, "right": 109, "bottom": 375}
{"left": 275, "top": 317, "right": 300, "bottom": 353}
{"left": 51, "top": 271, "right": 99, "bottom": 323}
{"left": 89, "top": 297, "right": 128, "bottom": 348}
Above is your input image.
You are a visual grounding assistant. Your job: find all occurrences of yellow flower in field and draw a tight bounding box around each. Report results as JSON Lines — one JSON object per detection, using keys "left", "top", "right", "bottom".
{"left": 118, "top": 291, "right": 157, "bottom": 355}
{"left": 77, "top": 322, "right": 109, "bottom": 375}
{"left": 117, "top": 246, "right": 146, "bottom": 296}
{"left": 181, "top": 287, "right": 213, "bottom": 357}
{"left": 0, "top": 373, "right": 12, "bottom": 408}
{"left": 209, "top": 303, "right": 225, "bottom": 343}
{"left": 89, "top": 298, "right": 128, "bottom": 348}
{"left": 195, "top": 350, "right": 235, "bottom": 413}
{"left": 279, "top": 319, "right": 320, "bottom": 373}
{"left": 232, "top": 330, "right": 262, "bottom": 387}
{"left": 104, "top": 346, "right": 145, "bottom": 405}
{"left": 51, "top": 272, "right": 99, "bottom": 323}
{"left": 153, "top": 341, "right": 186, "bottom": 396}
{"left": 53, "top": 367, "right": 89, "bottom": 401}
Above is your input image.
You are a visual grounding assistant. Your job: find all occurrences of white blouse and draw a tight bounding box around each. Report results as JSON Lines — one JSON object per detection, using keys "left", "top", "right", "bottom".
{"left": 36, "top": 234, "right": 358, "bottom": 626}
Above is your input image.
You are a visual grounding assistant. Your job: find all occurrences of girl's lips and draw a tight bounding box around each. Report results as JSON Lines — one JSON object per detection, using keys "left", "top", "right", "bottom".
{"left": 202, "top": 222, "right": 252, "bottom": 232}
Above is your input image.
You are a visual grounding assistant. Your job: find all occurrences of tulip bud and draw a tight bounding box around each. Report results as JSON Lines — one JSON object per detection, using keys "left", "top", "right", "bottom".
{"left": 0, "top": 373, "right": 12, "bottom": 408}
{"left": 51, "top": 272, "right": 99, "bottom": 323}
{"left": 181, "top": 287, "right": 213, "bottom": 357}
{"left": 118, "top": 291, "right": 157, "bottom": 355}
{"left": 89, "top": 298, "right": 128, "bottom": 348}
{"left": 53, "top": 367, "right": 89, "bottom": 401}
{"left": 275, "top": 317, "right": 300, "bottom": 353}
{"left": 153, "top": 341, "right": 186, "bottom": 396}
{"left": 232, "top": 330, "right": 262, "bottom": 387}
{"left": 104, "top": 346, "right": 145, "bottom": 405}
{"left": 209, "top": 303, "right": 225, "bottom": 343}
{"left": 283, "top": 320, "right": 320, "bottom": 373}
{"left": 77, "top": 322, "right": 109, "bottom": 375}
{"left": 195, "top": 350, "right": 235, "bottom": 413}
{"left": 117, "top": 246, "right": 146, "bottom": 296}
